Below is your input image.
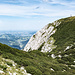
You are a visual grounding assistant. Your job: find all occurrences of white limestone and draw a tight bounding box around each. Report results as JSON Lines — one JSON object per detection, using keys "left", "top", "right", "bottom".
{"left": 71, "top": 65, "right": 75, "bottom": 67}
{"left": 64, "top": 45, "right": 73, "bottom": 51}
{"left": 62, "top": 70, "right": 66, "bottom": 72}
{"left": 51, "top": 54, "right": 56, "bottom": 59}
{"left": 50, "top": 68, "right": 54, "bottom": 71}
{"left": 59, "top": 51, "right": 61, "bottom": 53}
{"left": 0, "top": 70, "right": 4, "bottom": 73}
{"left": 53, "top": 21, "right": 61, "bottom": 27}
{"left": 58, "top": 55, "right": 62, "bottom": 58}
{"left": 66, "top": 46, "right": 70, "bottom": 50}
{"left": 21, "top": 67, "right": 25, "bottom": 70}
{"left": 13, "top": 72, "right": 17, "bottom": 75}
{"left": 0, "top": 57, "right": 31, "bottom": 75}
{"left": 64, "top": 55, "right": 68, "bottom": 57}
{"left": 24, "top": 21, "right": 61, "bottom": 52}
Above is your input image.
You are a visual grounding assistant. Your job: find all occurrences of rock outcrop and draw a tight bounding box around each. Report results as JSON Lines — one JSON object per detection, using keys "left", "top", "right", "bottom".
{"left": 0, "top": 56, "right": 31, "bottom": 75}
{"left": 24, "top": 16, "right": 75, "bottom": 53}
{"left": 24, "top": 20, "right": 61, "bottom": 52}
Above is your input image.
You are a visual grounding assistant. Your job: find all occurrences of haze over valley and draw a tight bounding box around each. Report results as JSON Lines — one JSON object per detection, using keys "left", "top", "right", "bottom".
{"left": 0, "top": 31, "right": 36, "bottom": 50}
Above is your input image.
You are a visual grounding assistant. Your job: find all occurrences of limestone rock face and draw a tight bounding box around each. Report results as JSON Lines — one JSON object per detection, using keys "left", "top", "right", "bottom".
{"left": 24, "top": 20, "right": 61, "bottom": 52}
{"left": 0, "top": 56, "right": 31, "bottom": 75}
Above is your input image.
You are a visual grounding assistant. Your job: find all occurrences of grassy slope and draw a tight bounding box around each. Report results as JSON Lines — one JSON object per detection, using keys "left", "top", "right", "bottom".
{"left": 0, "top": 43, "right": 75, "bottom": 75}
{"left": 48, "top": 16, "right": 75, "bottom": 74}
{"left": 51, "top": 16, "right": 75, "bottom": 53}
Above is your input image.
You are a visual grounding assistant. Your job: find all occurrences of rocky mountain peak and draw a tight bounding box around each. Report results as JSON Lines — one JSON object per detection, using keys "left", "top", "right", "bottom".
{"left": 24, "top": 18, "right": 61, "bottom": 52}
{"left": 24, "top": 16, "right": 75, "bottom": 53}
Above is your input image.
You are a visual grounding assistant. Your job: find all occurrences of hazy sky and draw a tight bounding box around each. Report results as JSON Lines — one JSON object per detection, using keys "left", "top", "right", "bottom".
{"left": 0, "top": 0, "right": 75, "bottom": 31}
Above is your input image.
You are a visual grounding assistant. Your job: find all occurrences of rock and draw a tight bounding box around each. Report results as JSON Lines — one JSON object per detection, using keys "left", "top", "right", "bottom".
{"left": 24, "top": 21, "right": 61, "bottom": 52}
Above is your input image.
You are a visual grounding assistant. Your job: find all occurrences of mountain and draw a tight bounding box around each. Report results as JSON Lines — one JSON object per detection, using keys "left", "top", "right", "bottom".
{"left": 24, "top": 16, "right": 75, "bottom": 53}
{"left": 0, "top": 31, "right": 36, "bottom": 50}
{"left": 0, "top": 16, "right": 75, "bottom": 75}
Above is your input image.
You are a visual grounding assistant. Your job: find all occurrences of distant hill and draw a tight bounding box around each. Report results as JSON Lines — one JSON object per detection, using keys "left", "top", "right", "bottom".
{"left": 0, "top": 31, "right": 36, "bottom": 50}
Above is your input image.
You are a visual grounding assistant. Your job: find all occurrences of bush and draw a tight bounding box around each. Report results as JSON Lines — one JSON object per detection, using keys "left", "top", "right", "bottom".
{"left": 26, "top": 66, "right": 42, "bottom": 75}
{"left": 52, "top": 71, "right": 74, "bottom": 75}
{"left": 0, "top": 65, "right": 7, "bottom": 70}
{"left": 21, "top": 60, "right": 31, "bottom": 66}
{"left": 6, "top": 61, "right": 12, "bottom": 66}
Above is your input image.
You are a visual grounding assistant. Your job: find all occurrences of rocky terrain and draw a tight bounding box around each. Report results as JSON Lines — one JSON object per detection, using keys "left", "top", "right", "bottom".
{"left": 24, "top": 16, "right": 75, "bottom": 53}
{"left": 0, "top": 56, "right": 31, "bottom": 75}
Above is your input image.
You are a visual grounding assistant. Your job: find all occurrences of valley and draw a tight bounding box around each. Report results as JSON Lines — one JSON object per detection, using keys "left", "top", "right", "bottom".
{"left": 0, "top": 31, "right": 36, "bottom": 50}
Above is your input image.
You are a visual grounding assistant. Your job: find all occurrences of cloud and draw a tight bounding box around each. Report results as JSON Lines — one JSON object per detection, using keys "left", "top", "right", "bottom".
{"left": 0, "top": 4, "right": 38, "bottom": 17}
{"left": 49, "top": 0, "right": 75, "bottom": 7}
{"left": 0, "top": 0, "right": 26, "bottom": 3}
{"left": 0, "top": 0, "right": 75, "bottom": 18}
{"left": 40, "top": 0, "right": 75, "bottom": 8}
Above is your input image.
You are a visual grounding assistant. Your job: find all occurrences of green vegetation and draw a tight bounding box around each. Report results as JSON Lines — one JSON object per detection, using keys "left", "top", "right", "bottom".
{"left": 0, "top": 56, "right": 30, "bottom": 75}
{"left": 48, "top": 16, "right": 75, "bottom": 74}
{"left": 51, "top": 16, "right": 75, "bottom": 54}
{"left": 38, "top": 42, "right": 45, "bottom": 51}
{"left": 33, "top": 35, "right": 35, "bottom": 38}
{"left": 0, "top": 43, "right": 75, "bottom": 75}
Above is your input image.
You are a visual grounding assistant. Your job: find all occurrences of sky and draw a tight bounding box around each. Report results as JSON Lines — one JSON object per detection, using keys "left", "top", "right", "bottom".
{"left": 0, "top": 0, "right": 75, "bottom": 31}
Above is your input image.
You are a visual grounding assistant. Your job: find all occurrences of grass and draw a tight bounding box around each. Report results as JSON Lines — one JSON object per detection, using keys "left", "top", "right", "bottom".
{"left": 0, "top": 43, "right": 75, "bottom": 75}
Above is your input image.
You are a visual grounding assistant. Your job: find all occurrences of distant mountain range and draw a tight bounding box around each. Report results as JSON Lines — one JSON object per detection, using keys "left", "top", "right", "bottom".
{"left": 0, "top": 31, "right": 36, "bottom": 50}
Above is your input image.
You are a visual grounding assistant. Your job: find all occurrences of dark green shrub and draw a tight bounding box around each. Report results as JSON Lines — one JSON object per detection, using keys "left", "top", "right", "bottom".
{"left": 52, "top": 71, "right": 74, "bottom": 75}
{"left": 33, "top": 35, "right": 35, "bottom": 38}
{"left": 26, "top": 66, "right": 42, "bottom": 75}
{"left": 21, "top": 60, "right": 31, "bottom": 66}
{"left": 0, "top": 65, "right": 7, "bottom": 70}
{"left": 57, "top": 59, "right": 65, "bottom": 64}
{"left": 6, "top": 62, "right": 12, "bottom": 66}
{"left": 0, "top": 50, "right": 2, "bottom": 55}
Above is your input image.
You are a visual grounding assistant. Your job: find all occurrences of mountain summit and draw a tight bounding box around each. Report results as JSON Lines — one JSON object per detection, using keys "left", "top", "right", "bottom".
{"left": 24, "top": 16, "right": 75, "bottom": 53}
